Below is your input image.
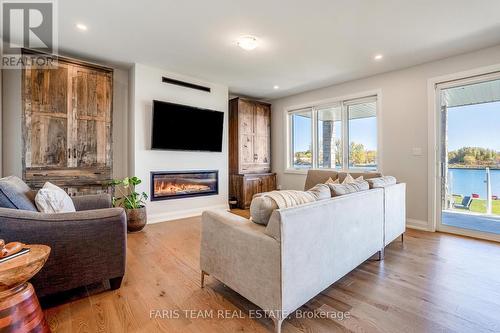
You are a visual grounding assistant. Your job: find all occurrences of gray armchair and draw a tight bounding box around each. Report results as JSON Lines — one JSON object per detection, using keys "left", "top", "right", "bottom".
{"left": 0, "top": 177, "right": 127, "bottom": 298}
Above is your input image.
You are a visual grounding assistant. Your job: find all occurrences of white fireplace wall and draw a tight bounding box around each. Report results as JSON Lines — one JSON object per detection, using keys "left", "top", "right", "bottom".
{"left": 129, "top": 63, "right": 229, "bottom": 223}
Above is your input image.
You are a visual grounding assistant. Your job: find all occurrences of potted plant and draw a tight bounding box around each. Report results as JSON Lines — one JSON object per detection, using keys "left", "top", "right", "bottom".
{"left": 110, "top": 176, "right": 148, "bottom": 232}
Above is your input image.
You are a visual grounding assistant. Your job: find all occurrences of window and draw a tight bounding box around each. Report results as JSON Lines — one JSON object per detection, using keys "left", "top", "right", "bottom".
{"left": 287, "top": 95, "right": 378, "bottom": 171}
{"left": 290, "top": 109, "right": 312, "bottom": 169}
{"left": 347, "top": 100, "right": 377, "bottom": 170}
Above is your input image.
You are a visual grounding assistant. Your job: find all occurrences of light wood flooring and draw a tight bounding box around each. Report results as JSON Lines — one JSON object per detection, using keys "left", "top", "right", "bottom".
{"left": 43, "top": 213, "right": 500, "bottom": 333}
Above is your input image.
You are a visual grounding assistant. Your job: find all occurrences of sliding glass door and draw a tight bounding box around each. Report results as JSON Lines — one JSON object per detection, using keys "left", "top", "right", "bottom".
{"left": 436, "top": 74, "right": 500, "bottom": 239}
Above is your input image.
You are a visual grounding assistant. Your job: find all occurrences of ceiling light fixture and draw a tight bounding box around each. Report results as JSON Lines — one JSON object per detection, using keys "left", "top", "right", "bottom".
{"left": 237, "top": 35, "right": 258, "bottom": 51}
{"left": 273, "top": 85, "right": 280, "bottom": 90}
{"left": 76, "top": 23, "right": 88, "bottom": 31}
{"left": 374, "top": 54, "right": 383, "bottom": 61}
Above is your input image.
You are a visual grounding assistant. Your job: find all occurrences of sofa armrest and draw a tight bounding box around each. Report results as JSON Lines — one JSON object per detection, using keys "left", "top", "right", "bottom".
{"left": 383, "top": 183, "right": 406, "bottom": 245}
{"left": 200, "top": 210, "right": 281, "bottom": 312}
{"left": 72, "top": 193, "right": 112, "bottom": 211}
{"left": 0, "top": 207, "right": 126, "bottom": 297}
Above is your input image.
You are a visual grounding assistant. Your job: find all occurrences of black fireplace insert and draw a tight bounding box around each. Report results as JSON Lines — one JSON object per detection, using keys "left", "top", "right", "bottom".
{"left": 150, "top": 170, "right": 218, "bottom": 201}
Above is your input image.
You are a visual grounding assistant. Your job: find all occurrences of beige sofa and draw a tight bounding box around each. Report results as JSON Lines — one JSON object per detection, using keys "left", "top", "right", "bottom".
{"left": 200, "top": 170, "right": 405, "bottom": 333}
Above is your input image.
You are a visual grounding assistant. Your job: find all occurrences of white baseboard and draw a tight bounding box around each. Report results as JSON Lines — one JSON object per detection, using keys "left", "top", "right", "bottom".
{"left": 406, "top": 218, "right": 431, "bottom": 231}
{"left": 147, "top": 203, "right": 229, "bottom": 224}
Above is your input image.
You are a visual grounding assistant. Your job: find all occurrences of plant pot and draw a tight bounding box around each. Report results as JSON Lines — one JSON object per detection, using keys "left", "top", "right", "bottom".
{"left": 125, "top": 206, "right": 147, "bottom": 233}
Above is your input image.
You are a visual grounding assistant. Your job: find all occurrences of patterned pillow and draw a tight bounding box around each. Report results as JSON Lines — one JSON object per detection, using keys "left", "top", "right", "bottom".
{"left": 325, "top": 177, "right": 339, "bottom": 185}
{"left": 342, "top": 174, "right": 364, "bottom": 184}
{"left": 327, "top": 179, "right": 369, "bottom": 197}
{"left": 35, "top": 182, "right": 76, "bottom": 213}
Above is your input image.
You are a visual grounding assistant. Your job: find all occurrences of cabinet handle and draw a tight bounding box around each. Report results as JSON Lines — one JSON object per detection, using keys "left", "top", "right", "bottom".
{"left": 73, "top": 148, "right": 77, "bottom": 159}
{"left": 68, "top": 148, "right": 71, "bottom": 159}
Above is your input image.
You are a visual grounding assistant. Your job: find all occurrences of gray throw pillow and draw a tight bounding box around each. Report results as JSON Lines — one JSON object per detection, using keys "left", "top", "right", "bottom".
{"left": 0, "top": 176, "right": 38, "bottom": 211}
{"left": 367, "top": 176, "right": 397, "bottom": 188}
{"left": 328, "top": 179, "right": 369, "bottom": 197}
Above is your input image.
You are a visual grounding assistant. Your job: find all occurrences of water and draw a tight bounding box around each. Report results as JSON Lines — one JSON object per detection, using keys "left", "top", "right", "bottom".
{"left": 449, "top": 168, "right": 500, "bottom": 198}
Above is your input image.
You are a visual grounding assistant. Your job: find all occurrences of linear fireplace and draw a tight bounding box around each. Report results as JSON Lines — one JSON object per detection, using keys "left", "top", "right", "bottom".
{"left": 150, "top": 170, "right": 218, "bottom": 201}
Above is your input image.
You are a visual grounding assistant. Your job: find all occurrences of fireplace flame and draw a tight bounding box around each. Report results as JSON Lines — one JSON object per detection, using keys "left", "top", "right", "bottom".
{"left": 154, "top": 180, "right": 211, "bottom": 196}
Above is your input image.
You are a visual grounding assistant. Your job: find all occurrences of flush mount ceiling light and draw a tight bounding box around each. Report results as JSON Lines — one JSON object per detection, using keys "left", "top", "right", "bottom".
{"left": 237, "top": 35, "right": 258, "bottom": 51}
{"left": 374, "top": 54, "right": 383, "bottom": 61}
{"left": 76, "top": 23, "right": 88, "bottom": 31}
{"left": 273, "top": 85, "right": 280, "bottom": 90}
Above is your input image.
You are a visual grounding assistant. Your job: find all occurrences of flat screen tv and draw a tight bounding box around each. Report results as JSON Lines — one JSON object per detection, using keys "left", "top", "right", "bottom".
{"left": 151, "top": 100, "right": 224, "bottom": 152}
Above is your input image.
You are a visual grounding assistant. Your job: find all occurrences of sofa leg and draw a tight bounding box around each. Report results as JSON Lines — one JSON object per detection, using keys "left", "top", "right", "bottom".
{"left": 377, "top": 249, "right": 385, "bottom": 261}
{"left": 201, "top": 271, "right": 208, "bottom": 288}
{"left": 401, "top": 233, "right": 404, "bottom": 243}
{"left": 272, "top": 317, "right": 284, "bottom": 333}
{"left": 109, "top": 276, "right": 123, "bottom": 290}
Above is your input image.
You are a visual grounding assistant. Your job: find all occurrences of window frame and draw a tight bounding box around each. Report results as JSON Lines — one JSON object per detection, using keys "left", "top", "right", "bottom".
{"left": 285, "top": 90, "right": 382, "bottom": 174}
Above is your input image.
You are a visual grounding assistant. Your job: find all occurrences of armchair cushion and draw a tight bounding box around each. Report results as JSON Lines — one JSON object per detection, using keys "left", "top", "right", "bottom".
{"left": 0, "top": 176, "right": 37, "bottom": 211}
{"left": 71, "top": 193, "right": 112, "bottom": 211}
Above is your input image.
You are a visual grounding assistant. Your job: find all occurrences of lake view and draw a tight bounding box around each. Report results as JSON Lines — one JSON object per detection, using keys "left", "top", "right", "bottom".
{"left": 449, "top": 168, "right": 500, "bottom": 198}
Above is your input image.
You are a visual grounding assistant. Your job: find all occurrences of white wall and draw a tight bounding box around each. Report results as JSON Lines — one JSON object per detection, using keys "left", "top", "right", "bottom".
{"left": 130, "top": 63, "right": 229, "bottom": 223}
{"left": 1, "top": 67, "right": 129, "bottom": 179}
{"left": 271, "top": 44, "right": 500, "bottom": 230}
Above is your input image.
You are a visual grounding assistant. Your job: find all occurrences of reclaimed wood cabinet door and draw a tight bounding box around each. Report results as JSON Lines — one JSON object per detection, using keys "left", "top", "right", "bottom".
{"left": 71, "top": 67, "right": 113, "bottom": 173}
{"left": 22, "top": 54, "right": 113, "bottom": 194}
{"left": 238, "top": 99, "right": 255, "bottom": 173}
{"left": 254, "top": 102, "right": 271, "bottom": 169}
{"left": 23, "top": 63, "right": 69, "bottom": 169}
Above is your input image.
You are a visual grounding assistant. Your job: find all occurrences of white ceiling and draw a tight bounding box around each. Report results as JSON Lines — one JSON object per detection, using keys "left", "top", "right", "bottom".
{"left": 57, "top": 0, "right": 500, "bottom": 99}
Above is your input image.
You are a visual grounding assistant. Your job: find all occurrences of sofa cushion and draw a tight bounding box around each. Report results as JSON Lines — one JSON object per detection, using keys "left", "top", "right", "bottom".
{"left": 0, "top": 176, "right": 38, "bottom": 211}
{"left": 35, "top": 182, "right": 76, "bottom": 213}
{"left": 250, "top": 184, "right": 331, "bottom": 225}
{"left": 328, "top": 179, "right": 369, "bottom": 197}
{"left": 367, "top": 176, "right": 397, "bottom": 188}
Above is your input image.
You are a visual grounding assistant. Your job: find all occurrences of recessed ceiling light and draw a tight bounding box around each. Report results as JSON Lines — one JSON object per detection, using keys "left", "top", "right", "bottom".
{"left": 374, "top": 54, "right": 383, "bottom": 60}
{"left": 273, "top": 85, "right": 280, "bottom": 90}
{"left": 76, "top": 23, "right": 88, "bottom": 31}
{"left": 237, "top": 35, "right": 258, "bottom": 51}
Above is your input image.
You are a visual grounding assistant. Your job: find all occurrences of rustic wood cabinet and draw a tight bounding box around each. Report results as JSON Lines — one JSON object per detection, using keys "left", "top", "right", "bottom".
{"left": 22, "top": 52, "right": 113, "bottom": 195}
{"left": 229, "top": 98, "right": 276, "bottom": 208}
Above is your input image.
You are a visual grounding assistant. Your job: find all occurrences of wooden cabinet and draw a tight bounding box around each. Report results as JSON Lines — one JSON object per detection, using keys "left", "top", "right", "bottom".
{"left": 229, "top": 98, "right": 276, "bottom": 208}
{"left": 230, "top": 173, "right": 277, "bottom": 209}
{"left": 22, "top": 52, "right": 113, "bottom": 195}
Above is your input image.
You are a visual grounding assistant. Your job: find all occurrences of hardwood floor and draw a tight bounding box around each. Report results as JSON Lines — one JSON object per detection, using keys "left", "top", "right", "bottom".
{"left": 43, "top": 214, "right": 500, "bottom": 333}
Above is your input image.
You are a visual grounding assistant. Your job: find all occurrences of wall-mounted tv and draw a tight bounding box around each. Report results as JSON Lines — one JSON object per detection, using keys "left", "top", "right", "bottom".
{"left": 151, "top": 100, "right": 224, "bottom": 152}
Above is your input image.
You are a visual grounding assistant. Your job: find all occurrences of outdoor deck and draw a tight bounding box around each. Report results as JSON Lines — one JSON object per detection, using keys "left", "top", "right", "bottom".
{"left": 442, "top": 210, "right": 500, "bottom": 234}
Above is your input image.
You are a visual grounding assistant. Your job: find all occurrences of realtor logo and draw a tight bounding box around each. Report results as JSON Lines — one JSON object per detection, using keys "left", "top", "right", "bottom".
{"left": 1, "top": 0, "right": 58, "bottom": 68}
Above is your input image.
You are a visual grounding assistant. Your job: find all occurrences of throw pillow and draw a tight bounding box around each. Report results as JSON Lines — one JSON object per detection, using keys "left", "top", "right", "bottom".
{"left": 325, "top": 177, "right": 339, "bottom": 185}
{"left": 250, "top": 184, "right": 331, "bottom": 225}
{"left": 327, "top": 179, "right": 369, "bottom": 197}
{"left": 0, "top": 176, "right": 38, "bottom": 211}
{"left": 35, "top": 182, "right": 76, "bottom": 213}
{"left": 367, "top": 176, "right": 397, "bottom": 188}
{"left": 342, "top": 174, "right": 363, "bottom": 184}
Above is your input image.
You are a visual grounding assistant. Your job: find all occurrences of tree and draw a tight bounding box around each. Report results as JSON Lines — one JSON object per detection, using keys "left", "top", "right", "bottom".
{"left": 448, "top": 147, "right": 499, "bottom": 167}
{"left": 463, "top": 155, "right": 476, "bottom": 165}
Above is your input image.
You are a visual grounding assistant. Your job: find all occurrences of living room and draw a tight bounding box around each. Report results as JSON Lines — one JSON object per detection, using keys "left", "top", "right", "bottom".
{"left": 1, "top": 1, "right": 499, "bottom": 332}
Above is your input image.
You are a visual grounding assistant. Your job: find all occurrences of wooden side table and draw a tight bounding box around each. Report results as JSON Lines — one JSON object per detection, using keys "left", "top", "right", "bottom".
{"left": 0, "top": 245, "right": 51, "bottom": 333}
